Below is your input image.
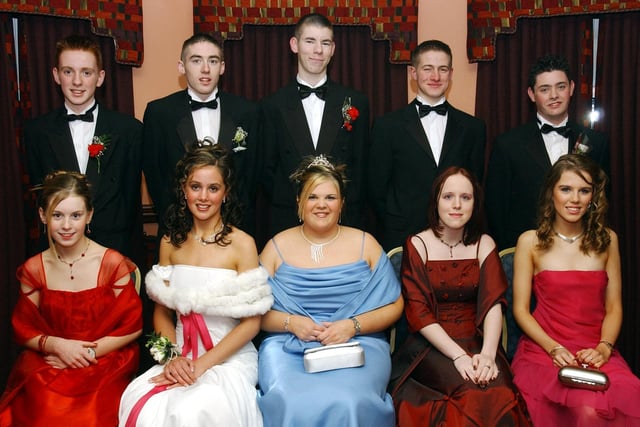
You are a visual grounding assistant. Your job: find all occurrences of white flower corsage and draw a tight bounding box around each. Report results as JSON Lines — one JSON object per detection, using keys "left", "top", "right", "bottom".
{"left": 145, "top": 332, "right": 180, "bottom": 364}
{"left": 232, "top": 127, "right": 248, "bottom": 152}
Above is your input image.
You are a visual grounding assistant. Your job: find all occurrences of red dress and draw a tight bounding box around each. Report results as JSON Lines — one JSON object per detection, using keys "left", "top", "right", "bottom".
{"left": 0, "top": 249, "right": 142, "bottom": 427}
{"left": 391, "top": 238, "right": 531, "bottom": 426}
{"left": 512, "top": 270, "right": 640, "bottom": 426}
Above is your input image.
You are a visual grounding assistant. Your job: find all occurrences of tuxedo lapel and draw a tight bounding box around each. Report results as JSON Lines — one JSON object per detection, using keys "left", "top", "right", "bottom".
{"left": 403, "top": 103, "right": 436, "bottom": 162}
{"left": 218, "top": 105, "right": 235, "bottom": 150}
{"left": 86, "top": 109, "right": 118, "bottom": 182}
{"left": 281, "top": 84, "right": 315, "bottom": 156}
{"left": 439, "top": 109, "right": 464, "bottom": 162}
{"left": 175, "top": 91, "right": 198, "bottom": 149}
{"left": 524, "top": 122, "right": 552, "bottom": 169}
{"left": 48, "top": 109, "right": 81, "bottom": 171}
{"left": 316, "top": 84, "right": 343, "bottom": 154}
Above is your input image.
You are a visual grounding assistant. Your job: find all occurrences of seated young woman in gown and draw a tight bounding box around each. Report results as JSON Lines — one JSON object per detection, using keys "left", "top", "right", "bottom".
{"left": 0, "top": 171, "right": 142, "bottom": 427}
{"left": 390, "top": 167, "right": 532, "bottom": 426}
{"left": 257, "top": 155, "right": 404, "bottom": 427}
{"left": 512, "top": 154, "right": 640, "bottom": 426}
{"left": 118, "top": 144, "right": 272, "bottom": 427}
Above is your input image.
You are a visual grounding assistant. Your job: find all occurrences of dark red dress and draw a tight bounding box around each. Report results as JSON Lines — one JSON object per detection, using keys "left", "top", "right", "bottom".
{"left": 0, "top": 249, "right": 142, "bottom": 427}
{"left": 390, "top": 237, "right": 531, "bottom": 426}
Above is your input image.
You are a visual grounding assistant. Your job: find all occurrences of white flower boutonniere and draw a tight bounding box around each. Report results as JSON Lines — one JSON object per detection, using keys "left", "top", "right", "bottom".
{"left": 145, "top": 332, "right": 180, "bottom": 364}
{"left": 573, "top": 133, "right": 591, "bottom": 155}
{"left": 232, "top": 127, "right": 248, "bottom": 152}
{"left": 88, "top": 134, "right": 110, "bottom": 173}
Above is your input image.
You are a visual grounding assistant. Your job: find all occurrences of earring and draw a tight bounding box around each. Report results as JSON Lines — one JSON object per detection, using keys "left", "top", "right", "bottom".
{"left": 86, "top": 223, "right": 91, "bottom": 234}
{"left": 42, "top": 223, "right": 47, "bottom": 234}
{"left": 223, "top": 197, "right": 226, "bottom": 204}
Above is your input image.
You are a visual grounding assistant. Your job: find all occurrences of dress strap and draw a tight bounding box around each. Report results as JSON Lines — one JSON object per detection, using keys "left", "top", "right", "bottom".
{"left": 475, "top": 235, "right": 482, "bottom": 258}
{"left": 271, "top": 237, "right": 285, "bottom": 262}
{"left": 414, "top": 234, "right": 429, "bottom": 261}
{"left": 360, "top": 230, "right": 366, "bottom": 259}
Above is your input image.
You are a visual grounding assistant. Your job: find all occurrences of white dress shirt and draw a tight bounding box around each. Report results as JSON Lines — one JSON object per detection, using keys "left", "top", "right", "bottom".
{"left": 416, "top": 95, "right": 448, "bottom": 165}
{"left": 189, "top": 88, "right": 221, "bottom": 143}
{"left": 298, "top": 76, "right": 327, "bottom": 149}
{"left": 66, "top": 102, "right": 98, "bottom": 173}
{"left": 537, "top": 113, "right": 569, "bottom": 164}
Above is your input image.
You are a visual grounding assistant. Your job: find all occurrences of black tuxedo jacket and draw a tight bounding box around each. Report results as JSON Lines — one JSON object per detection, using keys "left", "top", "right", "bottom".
{"left": 142, "top": 89, "right": 257, "bottom": 233}
{"left": 369, "top": 101, "right": 486, "bottom": 250}
{"left": 259, "top": 80, "right": 370, "bottom": 235}
{"left": 24, "top": 105, "right": 143, "bottom": 256}
{"left": 485, "top": 119, "right": 610, "bottom": 250}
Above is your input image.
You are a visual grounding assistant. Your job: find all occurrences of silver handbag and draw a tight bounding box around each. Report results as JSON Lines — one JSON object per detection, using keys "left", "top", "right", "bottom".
{"left": 558, "top": 365, "right": 610, "bottom": 391}
{"left": 303, "top": 341, "right": 365, "bottom": 373}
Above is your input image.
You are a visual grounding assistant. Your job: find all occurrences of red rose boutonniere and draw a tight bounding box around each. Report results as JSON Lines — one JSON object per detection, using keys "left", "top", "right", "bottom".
{"left": 341, "top": 97, "right": 359, "bottom": 132}
{"left": 88, "top": 135, "right": 110, "bottom": 173}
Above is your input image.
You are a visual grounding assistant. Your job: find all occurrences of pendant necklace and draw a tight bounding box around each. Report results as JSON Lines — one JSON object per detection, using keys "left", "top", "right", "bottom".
{"left": 554, "top": 230, "right": 583, "bottom": 244}
{"left": 193, "top": 221, "right": 224, "bottom": 246}
{"left": 439, "top": 238, "right": 462, "bottom": 258}
{"left": 56, "top": 239, "right": 91, "bottom": 280}
{"left": 300, "top": 225, "right": 341, "bottom": 263}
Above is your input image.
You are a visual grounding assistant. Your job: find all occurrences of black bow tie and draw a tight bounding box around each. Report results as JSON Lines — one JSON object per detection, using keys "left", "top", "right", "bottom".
{"left": 298, "top": 83, "right": 327, "bottom": 100}
{"left": 540, "top": 123, "right": 572, "bottom": 138}
{"left": 415, "top": 100, "right": 448, "bottom": 117}
{"left": 66, "top": 103, "right": 97, "bottom": 122}
{"left": 190, "top": 97, "right": 218, "bottom": 111}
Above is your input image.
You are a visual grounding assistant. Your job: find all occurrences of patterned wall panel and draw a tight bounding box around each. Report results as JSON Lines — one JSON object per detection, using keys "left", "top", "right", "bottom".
{"left": 0, "top": 0, "right": 143, "bottom": 65}
{"left": 193, "top": 0, "right": 418, "bottom": 64}
{"left": 467, "top": 0, "right": 640, "bottom": 62}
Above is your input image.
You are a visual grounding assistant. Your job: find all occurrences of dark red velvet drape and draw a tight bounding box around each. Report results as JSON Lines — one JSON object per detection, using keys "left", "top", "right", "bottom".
{"left": 0, "top": 13, "right": 136, "bottom": 390}
{"left": 221, "top": 24, "right": 408, "bottom": 121}
{"left": 476, "top": 13, "right": 640, "bottom": 375}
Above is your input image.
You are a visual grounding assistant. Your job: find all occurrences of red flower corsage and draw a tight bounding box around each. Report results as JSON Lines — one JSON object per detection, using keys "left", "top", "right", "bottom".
{"left": 341, "top": 97, "right": 359, "bottom": 131}
{"left": 88, "top": 135, "right": 110, "bottom": 173}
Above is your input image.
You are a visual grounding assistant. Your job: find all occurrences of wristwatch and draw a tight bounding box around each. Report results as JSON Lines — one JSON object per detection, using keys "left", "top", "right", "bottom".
{"left": 351, "top": 317, "right": 361, "bottom": 336}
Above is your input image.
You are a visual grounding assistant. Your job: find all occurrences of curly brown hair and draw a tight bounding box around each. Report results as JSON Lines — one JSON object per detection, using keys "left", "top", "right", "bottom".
{"left": 536, "top": 154, "right": 610, "bottom": 254}
{"left": 164, "top": 144, "right": 240, "bottom": 247}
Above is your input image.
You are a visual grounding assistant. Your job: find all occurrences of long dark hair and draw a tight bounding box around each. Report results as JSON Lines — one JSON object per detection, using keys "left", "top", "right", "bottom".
{"left": 164, "top": 144, "right": 240, "bottom": 247}
{"left": 426, "top": 167, "right": 484, "bottom": 245}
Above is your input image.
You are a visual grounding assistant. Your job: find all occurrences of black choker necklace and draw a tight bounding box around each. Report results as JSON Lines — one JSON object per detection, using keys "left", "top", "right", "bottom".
{"left": 554, "top": 230, "right": 583, "bottom": 244}
{"left": 439, "top": 238, "right": 462, "bottom": 258}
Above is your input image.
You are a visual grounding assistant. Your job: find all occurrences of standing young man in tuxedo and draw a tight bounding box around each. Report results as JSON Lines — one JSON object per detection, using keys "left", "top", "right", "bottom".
{"left": 485, "top": 54, "right": 609, "bottom": 250}
{"left": 259, "top": 13, "right": 370, "bottom": 237}
{"left": 369, "top": 40, "right": 486, "bottom": 250}
{"left": 142, "top": 33, "right": 257, "bottom": 235}
{"left": 24, "top": 35, "right": 142, "bottom": 257}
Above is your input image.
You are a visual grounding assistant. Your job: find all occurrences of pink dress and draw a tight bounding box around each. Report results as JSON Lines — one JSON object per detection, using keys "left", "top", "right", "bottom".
{"left": 512, "top": 270, "right": 640, "bottom": 426}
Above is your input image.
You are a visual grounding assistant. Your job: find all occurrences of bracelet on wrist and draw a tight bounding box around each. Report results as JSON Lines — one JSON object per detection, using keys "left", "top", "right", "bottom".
{"left": 598, "top": 340, "right": 615, "bottom": 353}
{"left": 351, "top": 317, "right": 361, "bottom": 336}
{"left": 548, "top": 345, "right": 565, "bottom": 356}
{"left": 452, "top": 353, "right": 468, "bottom": 362}
{"left": 284, "top": 315, "right": 291, "bottom": 332}
{"left": 38, "top": 334, "right": 49, "bottom": 354}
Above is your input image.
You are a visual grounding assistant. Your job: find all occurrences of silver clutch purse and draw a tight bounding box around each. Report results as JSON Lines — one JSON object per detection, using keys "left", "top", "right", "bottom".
{"left": 303, "top": 341, "right": 365, "bottom": 373}
{"left": 558, "top": 365, "right": 610, "bottom": 391}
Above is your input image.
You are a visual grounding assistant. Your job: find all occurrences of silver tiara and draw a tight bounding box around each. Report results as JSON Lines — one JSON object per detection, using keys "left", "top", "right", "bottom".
{"left": 307, "top": 154, "right": 334, "bottom": 170}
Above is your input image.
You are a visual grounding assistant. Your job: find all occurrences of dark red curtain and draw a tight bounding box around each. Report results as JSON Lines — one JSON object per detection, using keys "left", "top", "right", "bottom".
{"left": 596, "top": 11, "right": 640, "bottom": 374}
{"left": 221, "top": 24, "right": 408, "bottom": 122}
{"left": 0, "top": 13, "right": 136, "bottom": 390}
{"left": 0, "top": 14, "right": 25, "bottom": 391}
{"left": 476, "top": 13, "right": 640, "bottom": 375}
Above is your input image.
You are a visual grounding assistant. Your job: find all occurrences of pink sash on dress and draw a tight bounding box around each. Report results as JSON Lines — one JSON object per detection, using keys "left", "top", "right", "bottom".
{"left": 124, "top": 313, "right": 214, "bottom": 427}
